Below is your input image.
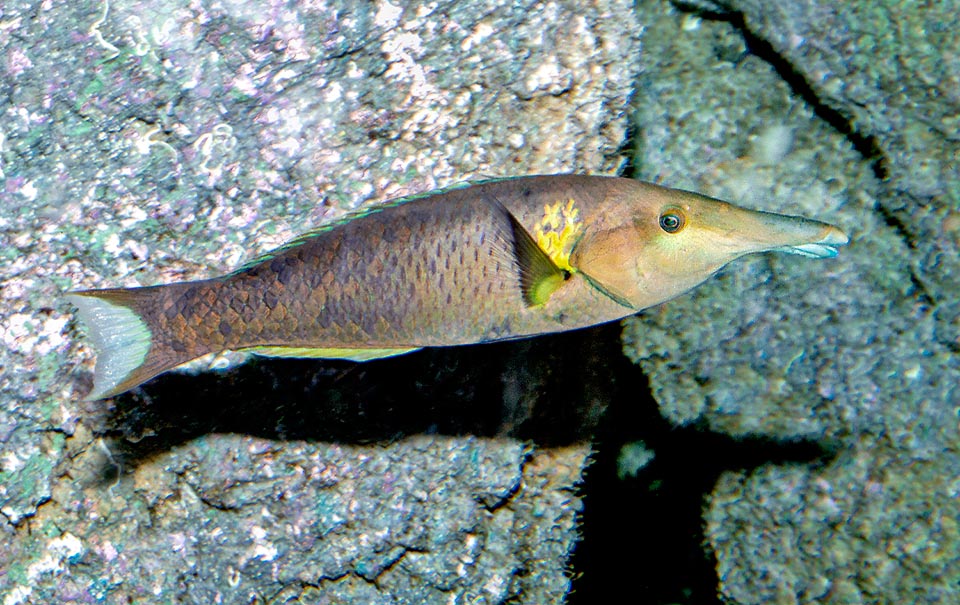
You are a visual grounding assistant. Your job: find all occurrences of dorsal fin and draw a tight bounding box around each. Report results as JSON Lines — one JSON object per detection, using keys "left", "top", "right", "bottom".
{"left": 228, "top": 179, "right": 492, "bottom": 276}
{"left": 486, "top": 197, "right": 568, "bottom": 307}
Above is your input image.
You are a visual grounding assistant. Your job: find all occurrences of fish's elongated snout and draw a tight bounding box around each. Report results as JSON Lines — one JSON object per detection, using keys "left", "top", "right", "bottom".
{"left": 711, "top": 203, "right": 849, "bottom": 259}
{"left": 778, "top": 223, "right": 849, "bottom": 258}
{"left": 754, "top": 211, "right": 848, "bottom": 258}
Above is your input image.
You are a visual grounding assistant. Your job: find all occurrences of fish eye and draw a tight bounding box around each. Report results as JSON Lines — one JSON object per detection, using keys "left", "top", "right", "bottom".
{"left": 658, "top": 209, "right": 686, "bottom": 233}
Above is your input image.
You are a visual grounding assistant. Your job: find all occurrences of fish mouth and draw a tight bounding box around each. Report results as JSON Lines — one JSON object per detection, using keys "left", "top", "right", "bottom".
{"left": 772, "top": 225, "right": 849, "bottom": 259}
{"left": 704, "top": 201, "right": 850, "bottom": 260}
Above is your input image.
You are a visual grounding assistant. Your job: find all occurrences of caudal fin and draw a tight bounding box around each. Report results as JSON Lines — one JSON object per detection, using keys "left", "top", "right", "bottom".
{"left": 67, "top": 288, "right": 183, "bottom": 400}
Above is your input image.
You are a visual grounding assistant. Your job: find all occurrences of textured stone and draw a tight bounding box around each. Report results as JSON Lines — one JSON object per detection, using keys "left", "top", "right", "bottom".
{"left": 0, "top": 0, "right": 638, "bottom": 602}
{"left": 625, "top": 2, "right": 960, "bottom": 603}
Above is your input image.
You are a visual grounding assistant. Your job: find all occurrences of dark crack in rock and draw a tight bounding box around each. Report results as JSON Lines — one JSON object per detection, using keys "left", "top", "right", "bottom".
{"left": 624, "top": 3, "right": 960, "bottom": 603}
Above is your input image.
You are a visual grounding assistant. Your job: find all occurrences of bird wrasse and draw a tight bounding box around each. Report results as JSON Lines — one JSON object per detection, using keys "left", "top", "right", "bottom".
{"left": 68, "top": 175, "right": 848, "bottom": 400}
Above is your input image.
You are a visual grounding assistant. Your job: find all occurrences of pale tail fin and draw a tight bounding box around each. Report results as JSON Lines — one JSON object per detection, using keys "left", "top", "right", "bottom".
{"left": 67, "top": 289, "right": 183, "bottom": 400}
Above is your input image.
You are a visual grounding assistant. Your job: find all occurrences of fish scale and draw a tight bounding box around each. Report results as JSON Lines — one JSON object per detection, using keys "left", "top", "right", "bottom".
{"left": 67, "top": 175, "right": 849, "bottom": 399}
{"left": 195, "top": 192, "right": 503, "bottom": 349}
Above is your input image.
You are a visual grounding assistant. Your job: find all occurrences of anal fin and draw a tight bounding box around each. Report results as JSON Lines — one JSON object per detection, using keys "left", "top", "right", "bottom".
{"left": 246, "top": 346, "right": 420, "bottom": 362}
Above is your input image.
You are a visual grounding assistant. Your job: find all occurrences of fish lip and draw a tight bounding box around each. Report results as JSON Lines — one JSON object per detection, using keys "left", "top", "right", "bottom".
{"left": 780, "top": 243, "right": 841, "bottom": 258}
{"left": 772, "top": 226, "right": 849, "bottom": 259}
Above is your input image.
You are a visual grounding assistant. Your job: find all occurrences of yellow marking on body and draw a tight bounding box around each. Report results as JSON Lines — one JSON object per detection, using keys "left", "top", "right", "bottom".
{"left": 535, "top": 199, "right": 582, "bottom": 272}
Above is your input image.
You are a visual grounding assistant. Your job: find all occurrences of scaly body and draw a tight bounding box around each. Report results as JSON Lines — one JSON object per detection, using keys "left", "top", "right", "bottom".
{"left": 69, "top": 175, "right": 848, "bottom": 399}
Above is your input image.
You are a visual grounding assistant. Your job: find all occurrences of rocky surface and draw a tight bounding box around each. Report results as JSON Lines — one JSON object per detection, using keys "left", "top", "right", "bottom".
{"left": 0, "top": 0, "right": 638, "bottom": 602}
{"left": 3, "top": 0, "right": 957, "bottom": 602}
{"left": 625, "top": 2, "right": 959, "bottom": 603}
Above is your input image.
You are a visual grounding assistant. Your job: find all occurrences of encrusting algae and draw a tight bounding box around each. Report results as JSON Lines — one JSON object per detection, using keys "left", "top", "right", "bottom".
{"left": 68, "top": 175, "right": 848, "bottom": 400}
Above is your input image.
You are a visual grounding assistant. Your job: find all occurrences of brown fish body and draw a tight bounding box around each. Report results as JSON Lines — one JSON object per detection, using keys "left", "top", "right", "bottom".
{"left": 68, "top": 175, "right": 848, "bottom": 399}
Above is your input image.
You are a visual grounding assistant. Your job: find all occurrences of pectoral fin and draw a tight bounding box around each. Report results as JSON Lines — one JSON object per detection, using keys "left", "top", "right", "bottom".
{"left": 486, "top": 197, "right": 568, "bottom": 307}
{"left": 247, "top": 346, "right": 420, "bottom": 361}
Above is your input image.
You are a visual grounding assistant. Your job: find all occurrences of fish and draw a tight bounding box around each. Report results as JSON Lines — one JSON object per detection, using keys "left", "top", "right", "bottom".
{"left": 67, "top": 175, "right": 849, "bottom": 400}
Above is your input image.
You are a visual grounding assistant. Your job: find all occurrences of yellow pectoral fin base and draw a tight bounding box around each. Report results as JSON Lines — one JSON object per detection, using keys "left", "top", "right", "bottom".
{"left": 246, "top": 346, "right": 421, "bottom": 362}
{"left": 534, "top": 198, "right": 582, "bottom": 273}
{"left": 483, "top": 195, "right": 569, "bottom": 307}
{"left": 502, "top": 204, "right": 569, "bottom": 307}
